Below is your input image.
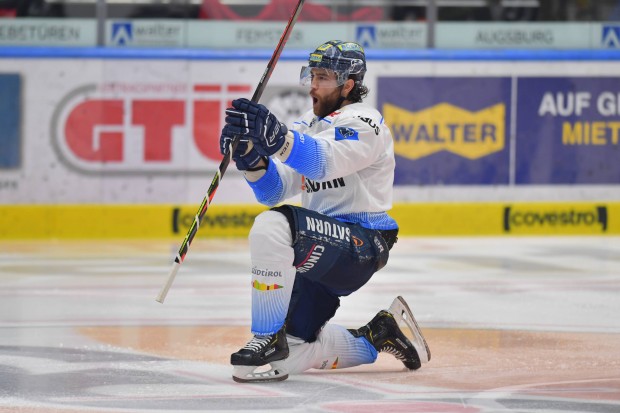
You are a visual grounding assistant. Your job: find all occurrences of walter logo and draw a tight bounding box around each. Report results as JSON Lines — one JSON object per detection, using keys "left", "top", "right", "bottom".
{"left": 111, "top": 22, "right": 132, "bottom": 46}
{"left": 602, "top": 25, "right": 620, "bottom": 48}
{"left": 503, "top": 205, "right": 608, "bottom": 234}
{"left": 356, "top": 25, "right": 376, "bottom": 48}
{"left": 51, "top": 82, "right": 251, "bottom": 174}
{"left": 384, "top": 102, "right": 505, "bottom": 160}
{"left": 378, "top": 76, "right": 510, "bottom": 185}
{"left": 109, "top": 20, "right": 183, "bottom": 47}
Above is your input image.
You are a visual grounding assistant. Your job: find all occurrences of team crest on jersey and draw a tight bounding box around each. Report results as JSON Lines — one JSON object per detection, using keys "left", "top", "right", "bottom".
{"left": 335, "top": 127, "right": 359, "bottom": 141}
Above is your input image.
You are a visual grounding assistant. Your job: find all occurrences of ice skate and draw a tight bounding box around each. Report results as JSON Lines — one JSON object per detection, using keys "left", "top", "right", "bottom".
{"left": 231, "top": 326, "right": 289, "bottom": 383}
{"left": 232, "top": 364, "right": 289, "bottom": 383}
{"left": 349, "top": 296, "right": 430, "bottom": 370}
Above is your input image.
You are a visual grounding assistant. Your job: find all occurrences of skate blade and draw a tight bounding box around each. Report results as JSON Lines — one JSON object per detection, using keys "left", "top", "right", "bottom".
{"left": 232, "top": 365, "right": 289, "bottom": 383}
{"left": 388, "top": 295, "right": 431, "bottom": 364}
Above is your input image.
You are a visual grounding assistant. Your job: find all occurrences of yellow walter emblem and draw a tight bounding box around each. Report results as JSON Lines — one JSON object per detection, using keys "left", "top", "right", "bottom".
{"left": 384, "top": 102, "right": 506, "bottom": 160}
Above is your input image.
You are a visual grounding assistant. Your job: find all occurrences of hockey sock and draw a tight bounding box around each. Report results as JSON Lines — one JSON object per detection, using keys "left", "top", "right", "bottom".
{"left": 248, "top": 211, "right": 297, "bottom": 335}
{"left": 315, "top": 324, "right": 378, "bottom": 370}
{"left": 273, "top": 324, "right": 378, "bottom": 375}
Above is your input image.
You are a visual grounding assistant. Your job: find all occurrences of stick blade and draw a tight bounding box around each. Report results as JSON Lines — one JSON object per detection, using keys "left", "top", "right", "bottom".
{"left": 156, "top": 260, "right": 181, "bottom": 303}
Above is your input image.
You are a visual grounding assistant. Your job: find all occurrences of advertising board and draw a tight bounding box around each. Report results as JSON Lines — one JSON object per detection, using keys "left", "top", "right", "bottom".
{"left": 516, "top": 77, "right": 620, "bottom": 184}
{"left": 0, "top": 20, "right": 617, "bottom": 50}
{"left": 378, "top": 77, "right": 511, "bottom": 185}
{"left": 436, "top": 22, "right": 590, "bottom": 49}
{"left": 0, "top": 51, "right": 619, "bottom": 237}
{"left": 0, "top": 52, "right": 617, "bottom": 206}
{"left": 106, "top": 20, "right": 186, "bottom": 48}
{"left": 0, "top": 18, "right": 95, "bottom": 46}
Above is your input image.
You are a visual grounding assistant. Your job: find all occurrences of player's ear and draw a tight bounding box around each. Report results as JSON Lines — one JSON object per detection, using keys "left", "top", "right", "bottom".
{"left": 341, "top": 79, "right": 355, "bottom": 98}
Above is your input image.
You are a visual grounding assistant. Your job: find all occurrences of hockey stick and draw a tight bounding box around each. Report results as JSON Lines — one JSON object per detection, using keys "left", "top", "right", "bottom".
{"left": 156, "top": 0, "right": 306, "bottom": 303}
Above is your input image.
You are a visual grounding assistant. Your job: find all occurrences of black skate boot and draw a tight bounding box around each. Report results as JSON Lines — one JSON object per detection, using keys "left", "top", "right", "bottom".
{"left": 349, "top": 297, "right": 430, "bottom": 370}
{"left": 231, "top": 326, "right": 289, "bottom": 367}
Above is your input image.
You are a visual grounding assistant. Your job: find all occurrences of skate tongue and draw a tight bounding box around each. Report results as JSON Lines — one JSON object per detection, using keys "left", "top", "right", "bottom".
{"left": 232, "top": 365, "right": 289, "bottom": 383}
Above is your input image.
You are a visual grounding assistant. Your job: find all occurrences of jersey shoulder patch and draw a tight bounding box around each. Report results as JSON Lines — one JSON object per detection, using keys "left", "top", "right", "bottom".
{"left": 335, "top": 126, "right": 359, "bottom": 141}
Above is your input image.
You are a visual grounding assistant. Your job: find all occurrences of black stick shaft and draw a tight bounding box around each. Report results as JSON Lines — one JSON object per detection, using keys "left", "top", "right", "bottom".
{"left": 156, "top": 0, "right": 306, "bottom": 303}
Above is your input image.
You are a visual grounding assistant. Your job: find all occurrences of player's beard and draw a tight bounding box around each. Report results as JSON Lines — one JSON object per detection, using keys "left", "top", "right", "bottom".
{"left": 311, "top": 87, "right": 344, "bottom": 118}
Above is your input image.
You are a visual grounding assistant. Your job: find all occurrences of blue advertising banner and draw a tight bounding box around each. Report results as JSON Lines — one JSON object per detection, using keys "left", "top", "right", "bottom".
{"left": 0, "top": 73, "right": 21, "bottom": 169}
{"left": 516, "top": 77, "right": 620, "bottom": 184}
{"left": 377, "top": 77, "right": 511, "bottom": 185}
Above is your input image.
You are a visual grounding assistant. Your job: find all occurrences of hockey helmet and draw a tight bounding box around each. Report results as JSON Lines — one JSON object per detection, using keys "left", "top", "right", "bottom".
{"left": 300, "top": 40, "right": 367, "bottom": 88}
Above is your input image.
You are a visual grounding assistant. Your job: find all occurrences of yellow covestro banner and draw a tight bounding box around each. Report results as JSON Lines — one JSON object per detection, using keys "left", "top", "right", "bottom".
{"left": 0, "top": 204, "right": 268, "bottom": 239}
{"left": 392, "top": 202, "right": 618, "bottom": 236}
{"left": 0, "top": 202, "right": 617, "bottom": 239}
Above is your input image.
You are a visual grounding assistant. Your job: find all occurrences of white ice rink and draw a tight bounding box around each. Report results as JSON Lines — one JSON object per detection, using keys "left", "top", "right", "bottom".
{"left": 1, "top": 236, "right": 619, "bottom": 412}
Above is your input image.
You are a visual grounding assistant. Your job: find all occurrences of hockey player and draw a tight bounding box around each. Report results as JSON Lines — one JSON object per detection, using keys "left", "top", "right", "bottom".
{"left": 219, "top": 40, "right": 430, "bottom": 382}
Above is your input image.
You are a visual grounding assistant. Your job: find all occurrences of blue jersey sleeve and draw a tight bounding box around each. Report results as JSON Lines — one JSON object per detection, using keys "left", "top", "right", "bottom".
{"left": 246, "top": 158, "right": 285, "bottom": 207}
{"left": 283, "top": 130, "right": 327, "bottom": 180}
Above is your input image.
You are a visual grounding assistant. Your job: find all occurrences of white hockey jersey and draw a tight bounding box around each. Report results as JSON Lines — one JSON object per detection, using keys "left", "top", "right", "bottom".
{"left": 247, "top": 102, "right": 398, "bottom": 230}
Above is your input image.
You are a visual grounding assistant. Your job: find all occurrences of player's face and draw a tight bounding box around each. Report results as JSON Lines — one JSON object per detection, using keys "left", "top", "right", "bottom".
{"left": 309, "top": 69, "right": 343, "bottom": 118}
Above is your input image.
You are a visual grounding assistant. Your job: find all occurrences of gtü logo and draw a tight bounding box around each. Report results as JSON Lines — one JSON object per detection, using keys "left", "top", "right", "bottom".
{"left": 51, "top": 82, "right": 251, "bottom": 174}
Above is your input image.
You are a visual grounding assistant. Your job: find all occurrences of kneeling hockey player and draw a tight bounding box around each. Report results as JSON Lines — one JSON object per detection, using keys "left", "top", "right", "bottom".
{"left": 219, "top": 40, "right": 431, "bottom": 382}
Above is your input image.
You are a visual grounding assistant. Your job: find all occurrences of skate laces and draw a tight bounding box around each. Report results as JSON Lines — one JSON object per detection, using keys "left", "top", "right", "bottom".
{"left": 242, "top": 335, "right": 272, "bottom": 351}
{"left": 376, "top": 314, "right": 415, "bottom": 363}
{"left": 381, "top": 343, "right": 408, "bottom": 362}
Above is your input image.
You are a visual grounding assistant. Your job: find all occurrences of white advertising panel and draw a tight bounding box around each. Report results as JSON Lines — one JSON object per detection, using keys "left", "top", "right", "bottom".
{"left": 0, "top": 57, "right": 309, "bottom": 204}
{"left": 187, "top": 21, "right": 349, "bottom": 49}
{"left": 0, "top": 18, "right": 96, "bottom": 46}
{"left": 187, "top": 21, "right": 426, "bottom": 50}
{"left": 354, "top": 23, "right": 426, "bottom": 49}
{"left": 0, "top": 20, "right": 613, "bottom": 50}
{"left": 436, "top": 22, "right": 592, "bottom": 49}
{"left": 1, "top": 55, "right": 619, "bottom": 205}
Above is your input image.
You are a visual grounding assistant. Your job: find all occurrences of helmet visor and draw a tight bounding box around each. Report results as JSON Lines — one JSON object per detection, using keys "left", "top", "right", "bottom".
{"left": 300, "top": 58, "right": 365, "bottom": 88}
{"left": 299, "top": 67, "right": 345, "bottom": 88}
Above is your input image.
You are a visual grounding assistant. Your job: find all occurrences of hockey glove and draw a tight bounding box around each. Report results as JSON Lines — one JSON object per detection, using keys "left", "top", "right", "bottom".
{"left": 219, "top": 124, "right": 266, "bottom": 171}
{"left": 225, "top": 98, "right": 288, "bottom": 157}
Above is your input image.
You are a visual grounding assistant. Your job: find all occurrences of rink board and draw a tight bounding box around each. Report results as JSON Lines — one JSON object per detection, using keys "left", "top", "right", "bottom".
{"left": 0, "top": 201, "right": 617, "bottom": 239}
